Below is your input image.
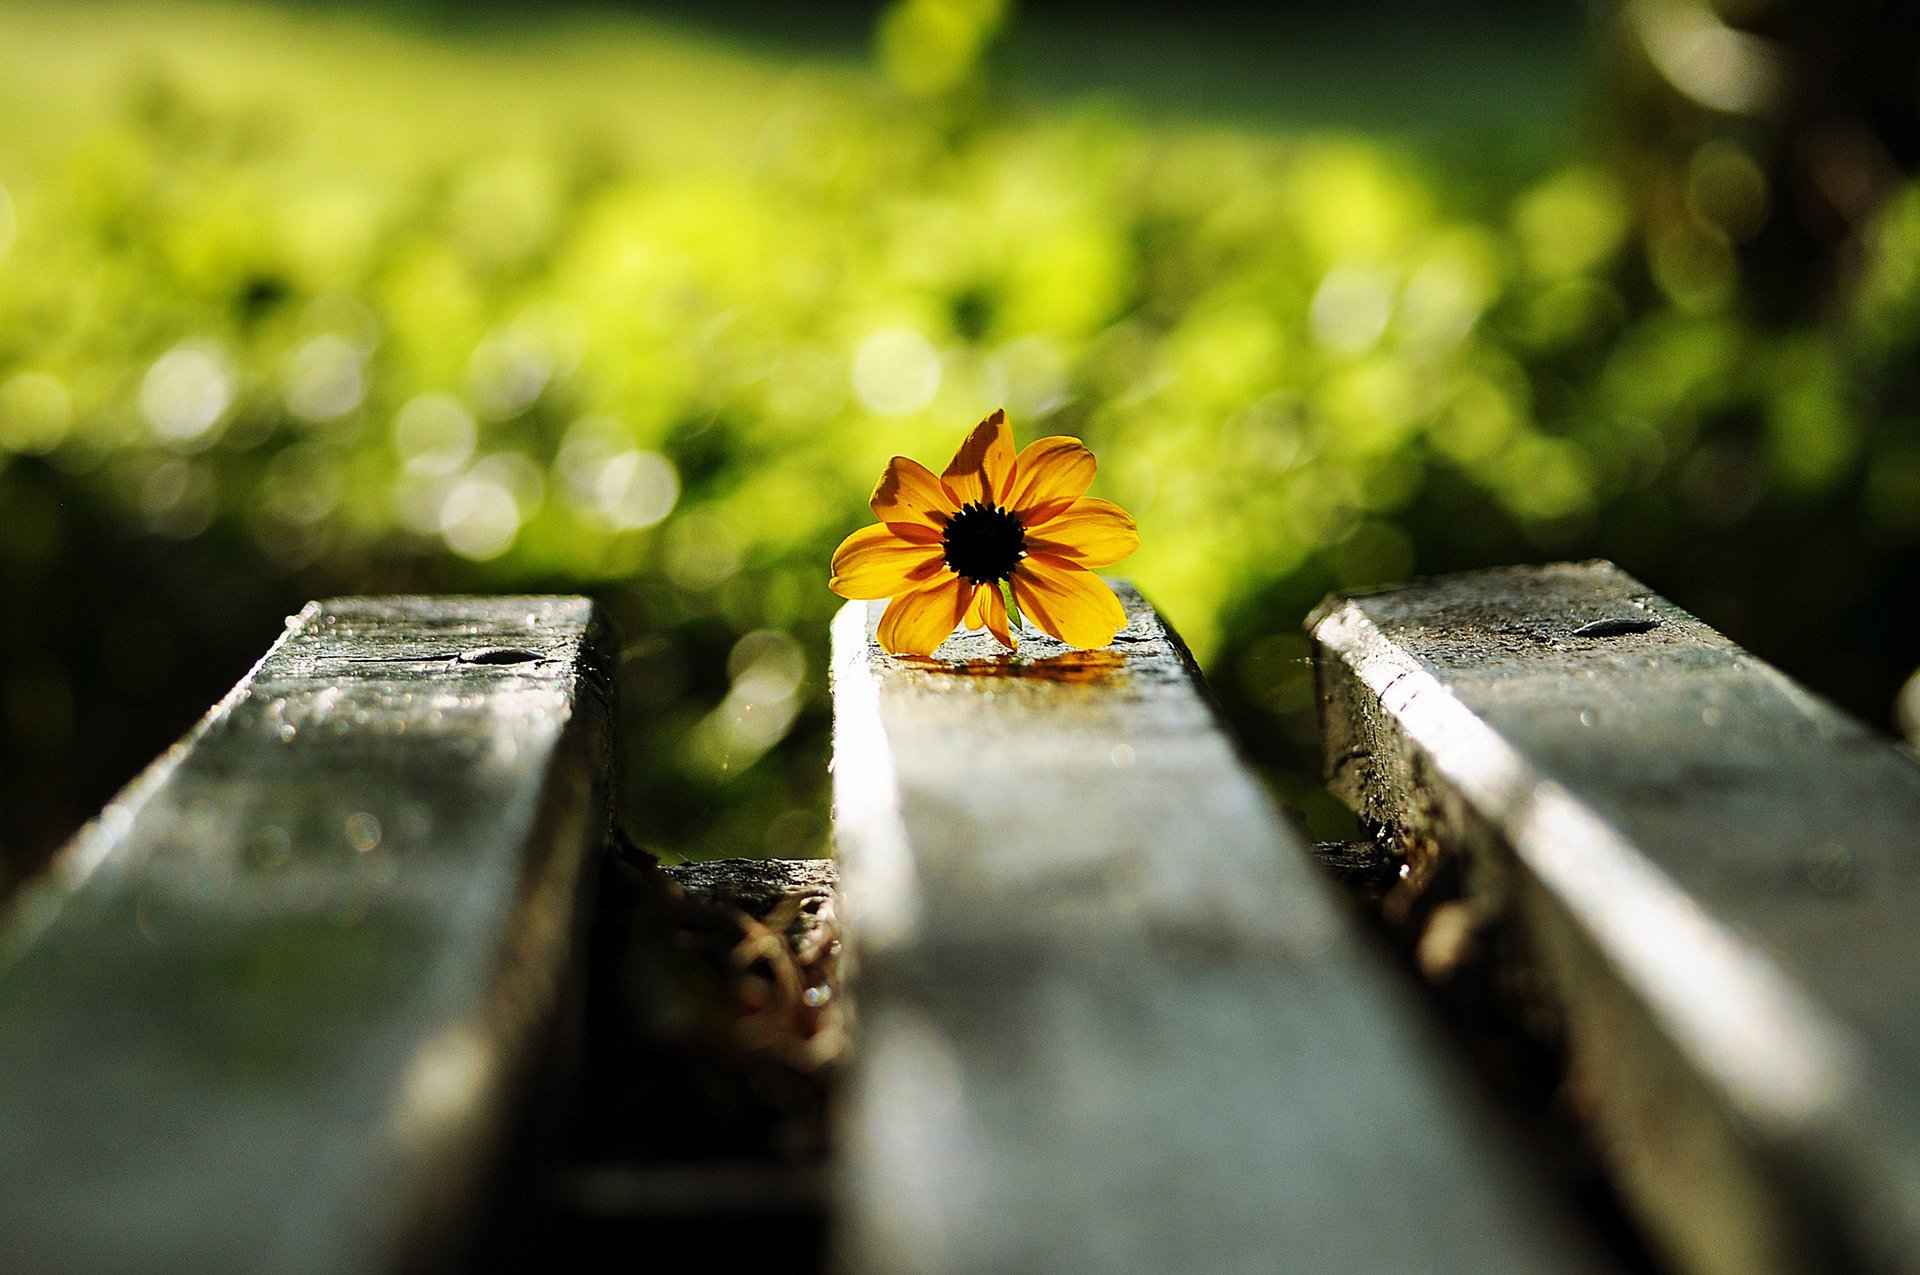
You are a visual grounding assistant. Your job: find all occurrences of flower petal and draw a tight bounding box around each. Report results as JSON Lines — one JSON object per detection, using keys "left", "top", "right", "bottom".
{"left": 1021, "top": 497, "right": 1139, "bottom": 568}
{"left": 941, "top": 408, "right": 1015, "bottom": 508}
{"left": 830, "top": 523, "right": 947, "bottom": 600}
{"left": 870, "top": 455, "right": 957, "bottom": 528}
{"left": 1011, "top": 555, "right": 1127, "bottom": 649}
{"left": 963, "top": 586, "right": 990, "bottom": 629}
{"left": 977, "top": 582, "right": 1014, "bottom": 649}
{"left": 876, "top": 574, "right": 974, "bottom": 656}
{"left": 1007, "top": 436, "right": 1096, "bottom": 525}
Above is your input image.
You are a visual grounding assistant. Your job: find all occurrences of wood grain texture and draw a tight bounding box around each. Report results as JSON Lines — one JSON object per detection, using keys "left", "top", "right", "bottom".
{"left": 831, "top": 583, "right": 1612, "bottom": 1275}
{"left": 1311, "top": 561, "right": 1920, "bottom": 1275}
{"left": 0, "top": 596, "right": 615, "bottom": 1275}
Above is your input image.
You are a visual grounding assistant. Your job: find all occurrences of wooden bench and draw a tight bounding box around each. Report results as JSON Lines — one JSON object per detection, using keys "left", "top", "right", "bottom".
{"left": 6, "top": 563, "right": 1916, "bottom": 1273}
{"left": 829, "top": 584, "right": 1612, "bottom": 1273}
{"left": 1311, "top": 561, "right": 1920, "bottom": 1275}
{"left": 0, "top": 598, "right": 615, "bottom": 1274}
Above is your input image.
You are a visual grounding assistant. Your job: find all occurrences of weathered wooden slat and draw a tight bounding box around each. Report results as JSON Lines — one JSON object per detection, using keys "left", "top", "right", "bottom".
{"left": 831, "top": 584, "right": 1614, "bottom": 1275}
{"left": 0, "top": 597, "right": 615, "bottom": 1275}
{"left": 1311, "top": 561, "right": 1920, "bottom": 1275}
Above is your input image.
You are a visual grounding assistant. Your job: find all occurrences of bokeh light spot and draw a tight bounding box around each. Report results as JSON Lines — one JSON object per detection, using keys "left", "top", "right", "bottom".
{"left": 393, "top": 394, "right": 479, "bottom": 477}
{"left": 439, "top": 477, "right": 522, "bottom": 560}
{"left": 853, "top": 328, "right": 942, "bottom": 415}
{"left": 284, "top": 335, "right": 366, "bottom": 423}
{"left": 141, "top": 343, "right": 234, "bottom": 446}
{"left": 1310, "top": 266, "right": 1396, "bottom": 354}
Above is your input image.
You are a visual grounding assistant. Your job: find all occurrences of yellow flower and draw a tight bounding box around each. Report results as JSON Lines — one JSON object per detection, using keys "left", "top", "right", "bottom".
{"left": 830, "top": 408, "right": 1139, "bottom": 655}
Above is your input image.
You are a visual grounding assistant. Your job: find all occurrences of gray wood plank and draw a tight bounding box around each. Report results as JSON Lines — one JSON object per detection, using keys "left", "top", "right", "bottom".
{"left": 0, "top": 596, "right": 615, "bottom": 1275}
{"left": 831, "top": 584, "right": 1614, "bottom": 1275}
{"left": 1311, "top": 561, "right": 1920, "bottom": 1275}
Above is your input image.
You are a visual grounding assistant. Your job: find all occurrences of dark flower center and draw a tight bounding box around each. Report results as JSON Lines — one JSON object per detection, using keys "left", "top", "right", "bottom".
{"left": 942, "top": 501, "right": 1026, "bottom": 584}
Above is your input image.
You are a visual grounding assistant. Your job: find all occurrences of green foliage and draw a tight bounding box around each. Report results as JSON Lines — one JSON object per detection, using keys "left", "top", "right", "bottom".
{"left": 877, "top": 0, "right": 1009, "bottom": 98}
{"left": 2, "top": 0, "right": 1916, "bottom": 882}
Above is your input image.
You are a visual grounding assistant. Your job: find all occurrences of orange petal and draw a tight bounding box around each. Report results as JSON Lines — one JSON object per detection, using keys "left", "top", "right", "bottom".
{"left": 963, "top": 586, "right": 989, "bottom": 629}
{"left": 1011, "top": 554, "right": 1127, "bottom": 649}
{"left": 876, "top": 575, "right": 974, "bottom": 656}
{"left": 1022, "top": 497, "right": 1139, "bottom": 568}
{"left": 941, "top": 408, "right": 1015, "bottom": 509}
{"left": 830, "top": 523, "right": 947, "bottom": 600}
{"left": 977, "top": 582, "right": 1014, "bottom": 649}
{"left": 871, "top": 455, "right": 957, "bottom": 528}
{"left": 1007, "top": 436, "right": 1096, "bottom": 525}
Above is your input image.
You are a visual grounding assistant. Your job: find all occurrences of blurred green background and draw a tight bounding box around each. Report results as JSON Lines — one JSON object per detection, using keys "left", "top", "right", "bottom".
{"left": 3, "top": 0, "right": 1918, "bottom": 894}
